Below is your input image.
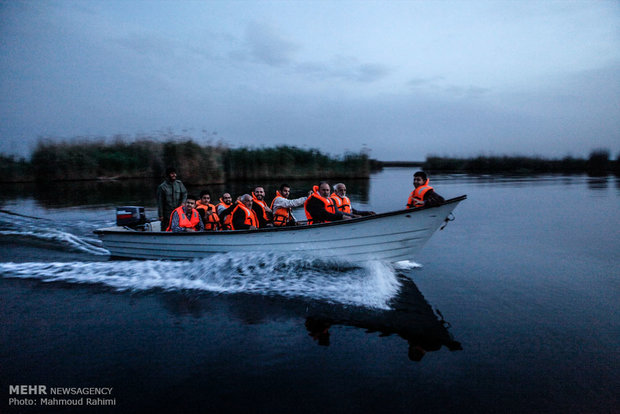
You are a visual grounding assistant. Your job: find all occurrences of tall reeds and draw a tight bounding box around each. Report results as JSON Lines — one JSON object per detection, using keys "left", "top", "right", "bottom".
{"left": 223, "top": 146, "right": 370, "bottom": 180}
{"left": 423, "top": 150, "right": 617, "bottom": 174}
{"left": 2, "top": 135, "right": 616, "bottom": 183}
{"left": 4, "top": 137, "right": 370, "bottom": 183}
{"left": 0, "top": 155, "right": 33, "bottom": 182}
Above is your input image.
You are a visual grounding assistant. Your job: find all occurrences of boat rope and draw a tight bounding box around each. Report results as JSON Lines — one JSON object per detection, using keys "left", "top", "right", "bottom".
{"left": 440, "top": 213, "right": 455, "bottom": 230}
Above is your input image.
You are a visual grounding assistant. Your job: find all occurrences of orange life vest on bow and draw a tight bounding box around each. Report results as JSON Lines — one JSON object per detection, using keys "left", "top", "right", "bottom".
{"left": 251, "top": 192, "right": 271, "bottom": 224}
{"left": 230, "top": 203, "right": 259, "bottom": 230}
{"left": 304, "top": 186, "right": 336, "bottom": 224}
{"left": 330, "top": 193, "right": 351, "bottom": 214}
{"left": 270, "top": 191, "right": 290, "bottom": 227}
{"left": 216, "top": 198, "right": 234, "bottom": 230}
{"left": 196, "top": 203, "right": 220, "bottom": 231}
{"left": 406, "top": 179, "right": 433, "bottom": 208}
{"left": 166, "top": 206, "right": 201, "bottom": 231}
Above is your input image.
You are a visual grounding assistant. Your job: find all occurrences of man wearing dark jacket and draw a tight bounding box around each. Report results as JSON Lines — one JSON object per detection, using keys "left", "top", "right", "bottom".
{"left": 231, "top": 194, "right": 258, "bottom": 230}
{"left": 157, "top": 167, "right": 187, "bottom": 231}
{"left": 304, "top": 182, "right": 351, "bottom": 224}
{"left": 251, "top": 186, "right": 273, "bottom": 228}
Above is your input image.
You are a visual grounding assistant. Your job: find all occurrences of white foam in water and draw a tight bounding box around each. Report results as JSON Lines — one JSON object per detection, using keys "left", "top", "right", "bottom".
{"left": 393, "top": 260, "right": 423, "bottom": 270}
{"left": 0, "top": 253, "right": 402, "bottom": 309}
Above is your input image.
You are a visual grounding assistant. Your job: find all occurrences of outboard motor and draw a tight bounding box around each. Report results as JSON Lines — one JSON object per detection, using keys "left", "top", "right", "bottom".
{"left": 116, "top": 206, "right": 147, "bottom": 230}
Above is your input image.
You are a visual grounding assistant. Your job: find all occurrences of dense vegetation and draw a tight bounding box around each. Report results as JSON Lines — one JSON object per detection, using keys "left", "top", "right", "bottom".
{"left": 0, "top": 135, "right": 617, "bottom": 183}
{"left": 1, "top": 137, "right": 370, "bottom": 183}
{"left": 0, "top": 155, "right": 34, "bottom": 182}
{"left": 422, "top": 149, "right": 619, "bottom": 175}
{"left": 223, "top": 146, "right": 370, "bottom": 180}
{"left": 27, "top": 138, "right": 225, "bottom": 184}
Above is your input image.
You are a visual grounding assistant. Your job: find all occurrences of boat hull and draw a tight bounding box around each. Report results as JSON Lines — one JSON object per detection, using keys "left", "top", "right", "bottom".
{"left": 95, "top": 196, "right": 466, "bottom": 262}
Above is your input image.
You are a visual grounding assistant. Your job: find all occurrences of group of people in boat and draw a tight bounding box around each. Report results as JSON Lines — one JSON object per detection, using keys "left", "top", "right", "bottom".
{"left": 156, "top": 167, "right": 443, "bottom": 233}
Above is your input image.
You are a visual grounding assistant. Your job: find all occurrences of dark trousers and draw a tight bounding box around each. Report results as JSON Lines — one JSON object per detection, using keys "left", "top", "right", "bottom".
{"left": 161, "top": 212, "right": 172, "bottom": 232}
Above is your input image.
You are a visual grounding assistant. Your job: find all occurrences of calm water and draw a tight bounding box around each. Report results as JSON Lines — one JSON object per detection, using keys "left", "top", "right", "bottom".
{"left": 0, "top": 170, "right": 618, "bottom": 414}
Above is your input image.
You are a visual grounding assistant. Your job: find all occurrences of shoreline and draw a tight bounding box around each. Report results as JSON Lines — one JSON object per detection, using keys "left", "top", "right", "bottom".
{"left": 0, "top": 168, "right": 618, "bottom": 185}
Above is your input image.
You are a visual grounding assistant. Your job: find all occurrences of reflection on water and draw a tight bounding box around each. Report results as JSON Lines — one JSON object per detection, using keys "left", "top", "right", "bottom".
{"left": 0, "top": 180, "right": 160, "bottom": 209}
{"left": 587, "top": 176, "right": 609, "bottom": 191}
{"left": 0, "top": 177, "right": 372, "bottom": 209}
{"left": 304, "top": 275, "right": 462, "bottom": 361}
{"left": 156, "top": 274, "right": 461, "bottom": 362}
{"left": 1, "top": 172, "right": 615, "bottom": 213}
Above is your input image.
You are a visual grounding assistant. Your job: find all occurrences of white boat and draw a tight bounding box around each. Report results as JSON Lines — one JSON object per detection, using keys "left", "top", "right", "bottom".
{"left": 94, "top": 196, "right": 466, "bottom": 262}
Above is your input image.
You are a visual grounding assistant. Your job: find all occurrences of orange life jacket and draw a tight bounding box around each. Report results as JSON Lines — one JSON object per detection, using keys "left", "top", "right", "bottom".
{"left": 251, "top": 192, "right": 271, "bottom": 224}
{"left": 196, "top": 203, "right": 220, "bottom": 231}
{"left": 230, "top": 203, "right": 259, "bottom": 230}
{"left": 216, "top": 198, "right": 232, "bottom": 211}
{"left": 166, "top": 206, "right": 201, "bottom": 231}
{"left": 406, "top": 179, "right": 433, "bottom": 208}
{"left": 304, "top": 186, "right": 336, "bottom": 224}
{"left": 330, "top": 193, "right": 351, "bottom": 214}
{"left": 270, "top": 191, "right": 290, "bottom": 227}
{"left": 216, "top": 198, "right": 234, "bottom": 230}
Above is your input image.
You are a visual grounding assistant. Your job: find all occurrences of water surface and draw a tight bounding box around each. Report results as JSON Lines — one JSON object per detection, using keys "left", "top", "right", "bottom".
{"left": 1, "top": 171, "right": 618, "bottom": 413}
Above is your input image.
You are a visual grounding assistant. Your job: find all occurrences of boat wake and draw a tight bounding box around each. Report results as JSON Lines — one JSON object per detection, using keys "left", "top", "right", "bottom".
{"left": 0, "top": 210, "right": 109, "bottom": 256}
{"left": 0, "top": 229, "right": 109, "bottom": 256}
{"left": 394, "top": 260, "right": 423, "bottom": 270}
{"left": 0, "top": 253, "right": 402, "bottom": 309}
{"left": 0, "top": 210, "right": 405, "bottom": 309}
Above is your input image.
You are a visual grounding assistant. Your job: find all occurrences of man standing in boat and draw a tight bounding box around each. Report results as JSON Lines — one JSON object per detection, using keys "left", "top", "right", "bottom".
{"left": 167, "top": 195, "right": 205, "bottom": 232}
{"left": 157, "top": 166, "right": 187, "bottom": 231}
{"left": 406, "top": 171, "right": 445, "bottom": 208}
{"left": 304, "top": 182, "right": 352, "bottom": 224}
{"left": 271, "top": 184, "right": 309, "bottom": 227}
{"left": 330, "top": 183, "right": 375, "bottom": 216}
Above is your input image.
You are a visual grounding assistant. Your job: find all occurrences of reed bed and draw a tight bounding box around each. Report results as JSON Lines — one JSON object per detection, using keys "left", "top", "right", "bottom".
{"left": 1, "top": 137, "right": 370, "bottom": 183}
{"left": 423, "top": 150, "right": 618, "bottom": 175}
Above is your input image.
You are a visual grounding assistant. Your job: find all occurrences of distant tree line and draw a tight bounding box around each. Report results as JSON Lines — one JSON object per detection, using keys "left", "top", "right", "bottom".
{"left": 223, "top": 146, "right": 370, "bottom": 181}
{"left": 1, "top": 135, "right": 617, "bottom": 183}
{"left": 421, "top": 149, "right": 619, "bottom": 176}
{"left": 0, "top": 136, "right": 370, "bottom": 183}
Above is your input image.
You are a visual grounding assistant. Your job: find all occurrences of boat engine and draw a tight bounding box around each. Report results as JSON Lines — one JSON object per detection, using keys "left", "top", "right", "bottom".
{"left": 116, "top": 206, "right": 148, "bottom": 230}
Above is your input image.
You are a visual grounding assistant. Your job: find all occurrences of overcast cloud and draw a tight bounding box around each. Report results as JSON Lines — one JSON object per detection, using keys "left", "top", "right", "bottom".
{"left": 1, "top": 0, "right": 618, "bottom": 160}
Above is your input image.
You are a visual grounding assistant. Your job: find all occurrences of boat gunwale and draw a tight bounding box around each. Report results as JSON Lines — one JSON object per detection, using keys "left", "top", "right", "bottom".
{"left": 94, "top": 195, "right": 467, "bottom": 236}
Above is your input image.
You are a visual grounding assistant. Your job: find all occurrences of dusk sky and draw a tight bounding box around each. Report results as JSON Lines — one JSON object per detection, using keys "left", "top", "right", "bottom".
{"left": 1, "top": 0, "right": 618, "bottom": 160}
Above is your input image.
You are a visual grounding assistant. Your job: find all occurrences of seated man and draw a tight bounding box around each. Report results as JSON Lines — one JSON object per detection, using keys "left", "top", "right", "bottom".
{"left": 196, "top": 190, "right": 220, "bottom": 231}
{"left": 406, "top": 171, "right": 445, "bottom": 208}
{"left": 166, "top": 195, "right": 204, "bottom": 232}
{"left": 216, "top": 192, "right": 234, "bottom": 230}
{"left": 304, "top": 182, "right": 350, "bottom": 225}
{"left": 271, "top": 183, "right": 308, "bottom": 227}
{"left": 230, "top": 194, "right": 259, "bottom": 230}
{"left": 216, "top": 193, "right": 233, "bottom": 214}
{"left": 251, "top": 186, "right": 273, "bottom": 228}
{"left": 330, "top": 183, "right": 375, "bottom": 216}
